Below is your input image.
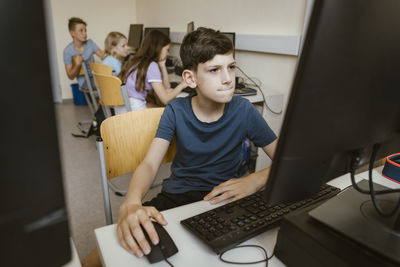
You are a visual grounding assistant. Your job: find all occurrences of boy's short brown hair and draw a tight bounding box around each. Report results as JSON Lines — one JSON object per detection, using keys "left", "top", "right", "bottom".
{"left": 180, "top": 27, "right": 234, "bottom": 71}
{"left": 68, "top": 17, "right": 87, "bottom": 31}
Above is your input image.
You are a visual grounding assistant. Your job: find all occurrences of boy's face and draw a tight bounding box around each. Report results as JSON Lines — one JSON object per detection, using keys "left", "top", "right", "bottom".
{"left": 188, "top": 52, "right": 236, "bottom": 104}
{"left": 70, "top": 23, "right": 87, "bottom": 42}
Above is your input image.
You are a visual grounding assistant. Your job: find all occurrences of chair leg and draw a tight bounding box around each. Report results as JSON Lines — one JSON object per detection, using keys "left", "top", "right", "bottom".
{"left": 83, "top": 92, "right": 95, "bottom": 115}
{"left": 120, "top": 85, "right": 132, "bottom": 112}
{"left": 102, "top": 105, "right": 112, "bottom": 118}
{"left": 97, "top": 138, "right": 113, "bottom": 225}
{"left": 82, "top": 63, "right": 98, "bottom": 112}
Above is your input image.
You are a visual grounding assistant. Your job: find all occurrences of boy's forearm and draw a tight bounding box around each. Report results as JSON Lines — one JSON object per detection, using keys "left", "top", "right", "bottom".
{"left": 251, "top": 167, "right": 271, "bottom": 188}
{"left": 67, "top": 64, "right": 82, "bottom": 80}
{"left": 123, "top": 161, "right": 158, "bottom": 205}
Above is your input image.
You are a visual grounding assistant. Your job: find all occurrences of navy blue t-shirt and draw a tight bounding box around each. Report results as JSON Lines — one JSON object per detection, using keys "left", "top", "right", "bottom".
{"left": 156, "top": 96, "right": 277, "bottom": 194}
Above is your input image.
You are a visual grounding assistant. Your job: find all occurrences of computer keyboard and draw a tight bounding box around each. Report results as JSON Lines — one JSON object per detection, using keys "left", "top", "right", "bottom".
{"left": 181, "top": 184, "right": 340, "bottom": 254}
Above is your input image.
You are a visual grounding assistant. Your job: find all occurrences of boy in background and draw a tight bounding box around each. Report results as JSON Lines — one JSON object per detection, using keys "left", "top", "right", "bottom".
{"left": 117, "top": 27, "right": 278, "bottom": 258}
{"left": 63, "top": 17, "right": 103, "bottom": 89}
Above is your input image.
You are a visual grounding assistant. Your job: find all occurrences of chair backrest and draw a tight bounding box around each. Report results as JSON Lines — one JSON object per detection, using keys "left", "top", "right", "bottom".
{"left": 94, "top": 73, "right": 125, "bottom": 107}
{"left": 100, "top": 108, "right": 176, "bottom": 179}
{"left": 89, "top": 62, "right": 113, "bottom": 76}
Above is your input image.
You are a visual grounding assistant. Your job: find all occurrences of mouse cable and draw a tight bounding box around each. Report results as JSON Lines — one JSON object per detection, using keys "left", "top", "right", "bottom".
{"left": 236, "top": 66, "right": 282, "bottom": 115}
{"left": 164, "top": 257, "right": 174, "bottom": 267}
{"left": 219, "top": 244, "right": 275, "bottom": 267}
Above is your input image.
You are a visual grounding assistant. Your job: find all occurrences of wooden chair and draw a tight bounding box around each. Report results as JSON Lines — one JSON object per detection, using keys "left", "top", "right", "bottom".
{"left": 89, "top": 62, "right": 113, "bottom": 76}
{"left": 96, "top": 108, "right": 176, "bottom": 224}
{"left": 93, "top": 73, "right": 131, "bottom": 117}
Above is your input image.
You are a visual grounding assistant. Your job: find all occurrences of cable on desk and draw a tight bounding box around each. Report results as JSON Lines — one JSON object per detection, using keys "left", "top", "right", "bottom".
{"left": 219, "top": 244, "right": 274, "bottom": 267}
{"left": 350, "top": 144, "right": 400, "bottom": 196}
{"left": 350, "top": 143, "right": 400, "bottom": 217}
{"left": 164, "top": 257, "right": 174, "bottom": 267}
{"left": 236, "top": 66, "right": 282, "bottom": 115}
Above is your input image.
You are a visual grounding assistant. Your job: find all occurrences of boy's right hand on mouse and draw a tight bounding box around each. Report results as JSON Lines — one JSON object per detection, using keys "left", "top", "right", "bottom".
{"left": 117, "top": 202, "right": 167, "bottom": 257}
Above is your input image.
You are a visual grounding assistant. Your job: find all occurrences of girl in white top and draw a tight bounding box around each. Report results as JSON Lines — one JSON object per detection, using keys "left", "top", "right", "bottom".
{"left": 102, "top": 32, "right": 130, "bottom": 76}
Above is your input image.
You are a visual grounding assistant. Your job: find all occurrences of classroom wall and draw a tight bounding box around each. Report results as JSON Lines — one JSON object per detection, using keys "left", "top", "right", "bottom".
{"left": 136, "top": 0, "right": 308, "bottom": 112}
{"left": 50, "top": 0, "right": 307, "bottom": 106}
{"left": 49, "top": 0, "right": 137, "bottom": 99}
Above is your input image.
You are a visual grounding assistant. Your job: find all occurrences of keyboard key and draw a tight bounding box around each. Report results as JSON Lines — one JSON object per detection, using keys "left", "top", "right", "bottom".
{"left": 214, "top": 231, "right": 223, "bottom": 237}
{"left": 246, "top": 206, "right": 260, "bottom": 214}
{"left": 237, "top": 221, "right": 245, "bottom": 227}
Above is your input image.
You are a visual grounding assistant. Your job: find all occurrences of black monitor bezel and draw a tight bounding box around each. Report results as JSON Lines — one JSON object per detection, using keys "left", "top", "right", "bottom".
{"left": 128, "top": 24, "right": 144, "bottom": 49}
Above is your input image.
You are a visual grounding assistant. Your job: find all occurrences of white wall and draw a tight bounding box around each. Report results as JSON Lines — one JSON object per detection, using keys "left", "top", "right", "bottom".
{"left": 49, "top": 0, "right": 137, "bottom": 99}
{"left": 136, "top": 0, "right": 305, "bottom": 34}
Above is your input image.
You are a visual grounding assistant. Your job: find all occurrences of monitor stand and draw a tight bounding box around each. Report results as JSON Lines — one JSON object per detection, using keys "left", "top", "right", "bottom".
{"left": 309, "top": 180, "right": 400, "bottom": 264}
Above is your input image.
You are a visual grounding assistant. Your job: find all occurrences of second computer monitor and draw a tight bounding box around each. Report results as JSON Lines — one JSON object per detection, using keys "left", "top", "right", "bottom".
{"left": 221, "top": 32, "right": 235, "bottom": 57}
{"left": 144, "top": 27, "right": 170, "bottom": 38}
{"left": 128, "top": 24, "right": 143, "bottom": 50}
{"left": 187, "top": 21, "right": 194, "bottom": 33}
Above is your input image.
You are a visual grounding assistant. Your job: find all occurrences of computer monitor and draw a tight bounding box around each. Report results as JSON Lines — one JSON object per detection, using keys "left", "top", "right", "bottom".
{"left": 128, "top": 24, "right": 143, "bottom": 49}
{"left": 264, "top": 0, "right": 400, "bottom": 262}
{"left": 187, "top": 21, "right": 194, "bottom": 33}
{"left": 221, "top": 32, "right": 235, "bottom": 57}
{"left": 144, "top": 27, "right": 170, "bottom": 37}
{"left": 1, "top": 0, "right": 71, "bottom": 266}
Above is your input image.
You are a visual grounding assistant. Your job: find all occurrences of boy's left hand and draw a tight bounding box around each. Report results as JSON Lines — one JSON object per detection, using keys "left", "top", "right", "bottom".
{"left": 204, "top": 172, "right": 268, "bottom": 204}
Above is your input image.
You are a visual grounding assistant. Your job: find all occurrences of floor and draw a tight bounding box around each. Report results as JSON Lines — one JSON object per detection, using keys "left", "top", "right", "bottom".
{"left": 55, "top": 101, "right": 164, "bottom": 261}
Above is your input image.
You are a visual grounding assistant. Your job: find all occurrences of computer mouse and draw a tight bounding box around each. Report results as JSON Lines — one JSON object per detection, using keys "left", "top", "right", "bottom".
{"left": 141, "top": 221, "right": 178, "bottom": 264}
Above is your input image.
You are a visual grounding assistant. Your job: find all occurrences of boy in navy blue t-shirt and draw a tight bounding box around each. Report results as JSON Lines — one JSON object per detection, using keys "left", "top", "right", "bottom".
{"left": 117, "top": 27, "right": 278, "bottom": 258}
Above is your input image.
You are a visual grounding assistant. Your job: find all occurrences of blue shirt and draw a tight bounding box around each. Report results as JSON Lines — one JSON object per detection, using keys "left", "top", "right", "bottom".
{"left": 102, "top": 55, "right": 122, "bottom": 76}
{"left": 156, "top": 95, "right": 277, "bottom": 194}
{"left": 63, "top": 39, "right": 99, "bottom": 88}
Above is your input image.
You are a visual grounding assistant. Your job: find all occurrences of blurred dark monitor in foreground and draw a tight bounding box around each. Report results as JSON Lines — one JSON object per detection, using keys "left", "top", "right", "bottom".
{"left": 265, "top": 0, "right": 400, "bottom": 264}
{"left": 0, "top": 0, "right": 71, "bottom": 266}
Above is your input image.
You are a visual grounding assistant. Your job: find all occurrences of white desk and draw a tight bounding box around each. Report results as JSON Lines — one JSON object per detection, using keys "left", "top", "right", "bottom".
{"left": 62, "top": 238, "right": 81, "bottom": 267}
{"left": 95, "top": 167, "right": 398, "bottom": 266}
